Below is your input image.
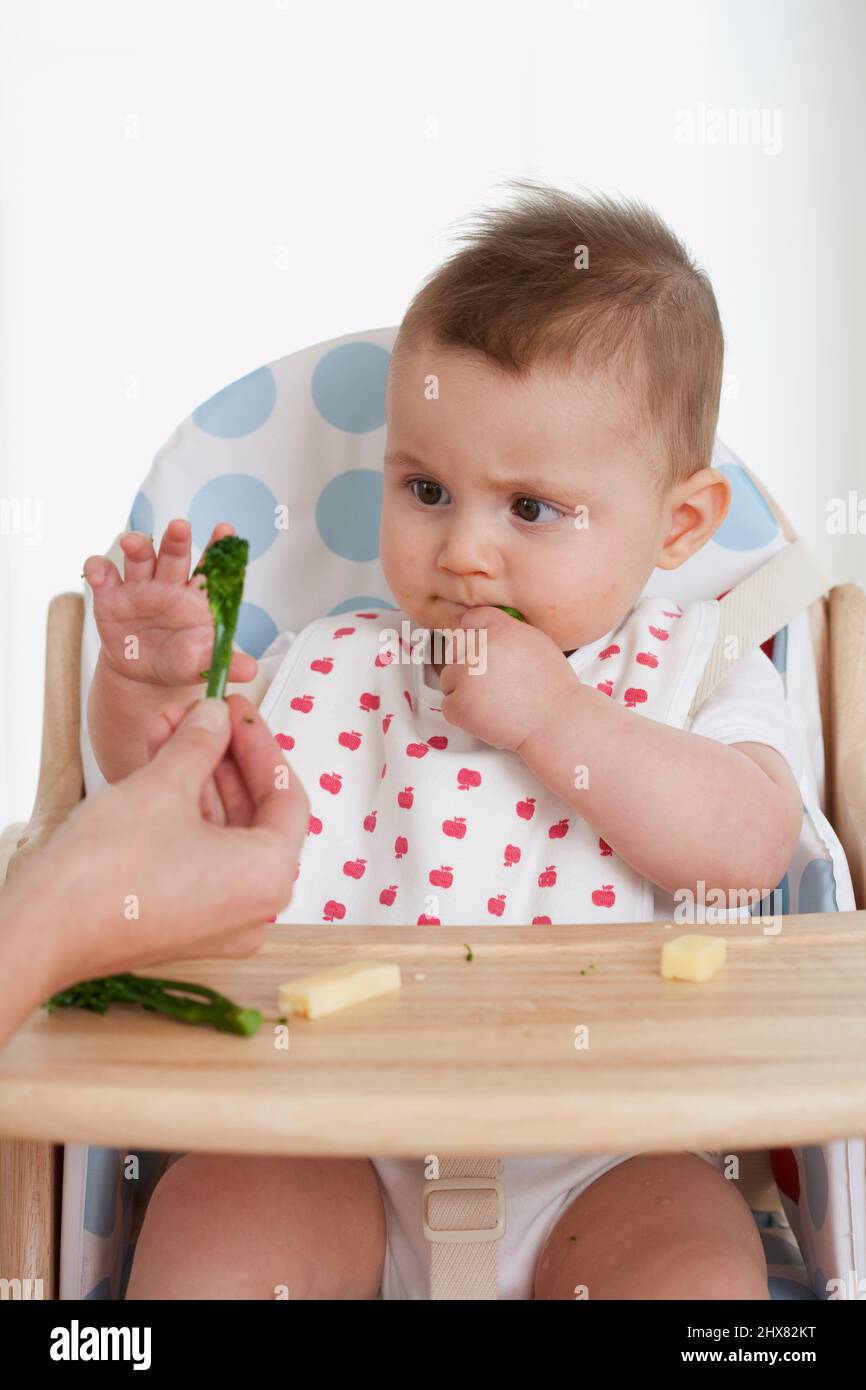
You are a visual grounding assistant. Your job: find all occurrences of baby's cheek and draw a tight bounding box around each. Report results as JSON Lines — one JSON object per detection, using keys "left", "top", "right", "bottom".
{"left": 380, "top": 529, "right": 413, "bottom": 590}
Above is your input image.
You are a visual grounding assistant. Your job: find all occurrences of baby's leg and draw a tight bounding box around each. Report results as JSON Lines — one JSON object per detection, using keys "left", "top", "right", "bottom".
{"left": 534, "top": 1152, "right": 769, "bottom": 1300}
{"left": 125, "top": 1154, "right": 386, "bottom": 1299}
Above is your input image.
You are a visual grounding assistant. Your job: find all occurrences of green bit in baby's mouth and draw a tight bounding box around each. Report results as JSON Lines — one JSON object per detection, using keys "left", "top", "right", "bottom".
{"left": 493, "top": 605, "right": 527, "bottom": 622}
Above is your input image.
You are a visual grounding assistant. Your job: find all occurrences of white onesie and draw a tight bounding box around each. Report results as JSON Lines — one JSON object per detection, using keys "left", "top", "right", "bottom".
{"left": 257, "top": 597, "right": 806, "bottom": 1299}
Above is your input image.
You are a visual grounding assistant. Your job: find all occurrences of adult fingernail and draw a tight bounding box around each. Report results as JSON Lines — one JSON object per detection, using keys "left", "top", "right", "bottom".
{"left": 189, "top": 698, "right": 228, "bottom": 729}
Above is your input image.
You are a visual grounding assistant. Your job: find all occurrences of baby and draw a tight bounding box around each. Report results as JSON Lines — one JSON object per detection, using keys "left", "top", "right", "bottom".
{"left": 85, "top": 182, "right": 805, "bottom": 1300}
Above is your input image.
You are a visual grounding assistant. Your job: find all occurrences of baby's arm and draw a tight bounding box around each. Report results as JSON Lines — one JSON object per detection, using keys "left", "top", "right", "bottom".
{"left": 518, "top": 682, "right": 803, "bottom": 897}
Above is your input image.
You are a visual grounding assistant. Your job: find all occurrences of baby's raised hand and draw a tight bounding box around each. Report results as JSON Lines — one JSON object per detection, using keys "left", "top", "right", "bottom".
{"left": 83, "top": 518, "right": 258, "bottom": 689}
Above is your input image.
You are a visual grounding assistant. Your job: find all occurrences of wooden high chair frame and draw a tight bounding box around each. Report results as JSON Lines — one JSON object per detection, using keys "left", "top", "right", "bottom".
{"left": 1, "top": 494, "right": 865, "bottom": 1300}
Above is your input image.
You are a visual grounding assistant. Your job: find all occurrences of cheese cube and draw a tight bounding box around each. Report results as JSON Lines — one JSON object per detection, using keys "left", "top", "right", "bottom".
{"left": 660, "top": 934, "right": 726, "bottom": 982}
{"left": 278, "top": 961, "right": 402, "bottom": 1019}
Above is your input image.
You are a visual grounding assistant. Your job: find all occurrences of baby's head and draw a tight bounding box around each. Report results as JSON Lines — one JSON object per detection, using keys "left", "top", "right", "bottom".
{"left": 380, "top": 179, "right": 730, "bottom": 653}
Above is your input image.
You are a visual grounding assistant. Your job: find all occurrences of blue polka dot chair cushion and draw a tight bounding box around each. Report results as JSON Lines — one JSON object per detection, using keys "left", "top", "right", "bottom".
{"left": 66, "top": 324, "right": 860, "bottom": 1301}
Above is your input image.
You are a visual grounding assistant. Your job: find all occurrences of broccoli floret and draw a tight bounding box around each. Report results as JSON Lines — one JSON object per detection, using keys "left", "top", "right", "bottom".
{"left": 192, "top": 535, "right": 250, "bottom": 699}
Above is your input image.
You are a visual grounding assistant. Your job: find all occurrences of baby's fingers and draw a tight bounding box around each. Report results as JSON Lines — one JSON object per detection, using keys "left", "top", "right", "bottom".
{"left": 226, "top": 651, "right": 258, "bottom": 684}
{"left": 119, "top": 531, "right": 156, "bottom": 584}
{"left": 82, "top": 554, "right": 122, "bottom": 597}
{"left": 194, "top": 521, "right": 236, "bottom": 576}
{"left": 153, "top": 518, "right": 195, "bottom": 585}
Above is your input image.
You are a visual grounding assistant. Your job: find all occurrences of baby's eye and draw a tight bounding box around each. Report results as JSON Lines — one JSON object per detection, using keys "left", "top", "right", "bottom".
{"left": 407, "top": 478, "right": 451, "bottom": 507}
{"left": 512, "top": 496, "right": 565, "bottom": 524}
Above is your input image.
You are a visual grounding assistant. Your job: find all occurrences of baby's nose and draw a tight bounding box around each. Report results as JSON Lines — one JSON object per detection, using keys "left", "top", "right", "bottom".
{"left": 437, "top": 520, "right": 496, "bottom": 576}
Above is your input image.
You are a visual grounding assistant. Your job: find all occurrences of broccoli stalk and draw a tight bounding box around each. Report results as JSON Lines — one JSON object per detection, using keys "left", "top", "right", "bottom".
{"left": 493, "top": 604, "right": 527, "bottom": 622}
{"left": 192, "top": 535, "right": 250, "bottom": 698}
{"left": 44, "top": 974, "right": 262, "bottom": 1036}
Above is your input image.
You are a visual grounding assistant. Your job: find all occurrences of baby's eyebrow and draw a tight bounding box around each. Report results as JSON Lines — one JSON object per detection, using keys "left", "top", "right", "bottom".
{"left": 384, "top": 450, "right": 427, "bottom": 470}
{"left": 385, "top": 450, "right": 583, "bottom": 499}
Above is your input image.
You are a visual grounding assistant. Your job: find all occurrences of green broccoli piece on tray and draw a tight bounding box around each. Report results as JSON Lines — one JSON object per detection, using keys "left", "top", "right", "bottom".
{"left": 44, "top": 974, "right": 261, "bottom": 1036}
{"left": 192, "top": 535, "right": 250, "bottom": 699}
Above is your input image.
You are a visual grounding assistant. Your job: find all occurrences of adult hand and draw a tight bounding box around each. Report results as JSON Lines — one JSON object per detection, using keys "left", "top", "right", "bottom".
{"left": 0, "top": 696, "right": 309, "bottom": 1020}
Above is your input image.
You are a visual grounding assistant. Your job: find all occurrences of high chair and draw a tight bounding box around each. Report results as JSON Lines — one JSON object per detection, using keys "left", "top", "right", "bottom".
{"left": 1, "top": 325, "right": 865, "bottom": 1301}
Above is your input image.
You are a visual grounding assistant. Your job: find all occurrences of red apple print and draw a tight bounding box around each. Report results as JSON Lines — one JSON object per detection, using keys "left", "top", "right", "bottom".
{"left": 343, "top": 858, "right": 367, "bottom": 879}
{"left": 338, "top": 729, "right": 362, "bottom": 750}
{"left": 407, "top": 742, "right": 429, "bottom": 758}
{"left": 599, "top": 836, "right": 612, "bottom": 856}
{"left": 275, "top": 732, "right": 295, "bottom": 750}
{"left": 532, "top": 916, "right": 552, "bottom": 925}
{"left": 636, "top": 651, "right": 659, "bottom": 669}
{"left": 770, "top": 1148, "right": 800, "bottom": 1204}
{"left": 319, "top": 771, "right": 343, "bottom": 795}
{"left": 382, "top": 712, "right": 393, "bottom": 734}
{"left": 487, "top": 894, "right": 506, "bottom": 917}
{"left": 662, "top": 606, "right": 683, "bottom": 618}
{"left": 596, "top": 680, "right": 613, "bottom": 697}
{"left": 417, "top": 913, "right": 441, "bottom": 925}
{"left": 429, "top": 865, "right": 454, "bottom": 888}
{"left": 394, "top": 835, "right": 408, "bottom": 859}
{"left": 323, "top": 900, "right": 346, "bottom": 922}
{"left": 359, "top": 692, "right": 380, "bottom": 712}
{"left": 592, "top": 883, "right": 616, "bottom": 908}
{"left": 355, "top": 611, "right": 379, "bottom": 618}
{"left": 623, "top": 687, "right": 648, "bottom": 708}
{"left": 648, "top": 625, "right": 669, "bottom": 641}
{"left": 457, "top": 767, "right": 481, "bottom": 791}
{"left": 379, "top": 884, "right": 397, "bottom": 906}
{"left": 333, "top": 626, "right": 355, "bottom": 638}
{"left": 291, "top": 694, "right": 314, "bottom": 714}
{"left": 374, "top": 649, "right": 394, "bottom": 668}
{"left": 516, "top": 796, "right": 536, "bottom": 820}
{"left": 428, "top": 735, "right": 448, "bottom": 750}
{"left": 397, "top": 786, "right": 414, "bottom": 809}
{"left": 549, "top": 818, "right": 569, "bottom": 839}
{"left": 381, "top": 762, "right": 387, "bottom": 779}
{"left": 442, "top": 816, "right": 467, "bottom": 839}
{"left": 403, "top": 689, "right": 415, "bottom": 711}
{"left": 538, "top": 865, "right": 557, "bottom": 888}
{"left": 307, "top": 814, "right": 323, "bottom": 836}
{"left": 599, "top": 644, "right": 621, "bottom": 660}
{"left": 363, "top": 811, "right": 377, "bottom": 832}
{"left": 503, "top": 844, "right": 521, "bottom": 867}
{"left": 310, "top": 657, "right": 333, "bottom": 674}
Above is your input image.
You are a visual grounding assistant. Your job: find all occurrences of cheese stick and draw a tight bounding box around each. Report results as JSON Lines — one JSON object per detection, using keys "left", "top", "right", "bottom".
{"left": 278, "top": 961, "right": 402, "bottom": 1019}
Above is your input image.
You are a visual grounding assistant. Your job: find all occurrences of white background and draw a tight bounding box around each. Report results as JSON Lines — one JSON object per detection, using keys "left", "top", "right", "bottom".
{"left": 1, "top": 0, "right": 864, "bottom": 827}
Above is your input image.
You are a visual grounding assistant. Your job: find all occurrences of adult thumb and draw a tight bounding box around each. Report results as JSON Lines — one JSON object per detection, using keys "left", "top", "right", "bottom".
{"left": 149, "top": 698, "right": 231, "bottom": 796}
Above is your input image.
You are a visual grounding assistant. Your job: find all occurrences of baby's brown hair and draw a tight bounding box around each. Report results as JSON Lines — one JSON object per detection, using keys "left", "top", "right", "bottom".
{"left": 393, "top": 178, "right": 725, "bottom": 492}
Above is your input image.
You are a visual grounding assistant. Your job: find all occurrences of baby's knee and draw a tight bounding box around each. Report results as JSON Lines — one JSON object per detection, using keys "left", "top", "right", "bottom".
{"left": 616, "top": 1237, "right": 770, "bottom": 1301}
{"left": 126, "top": 1154, "right": 255, "bottom": 1299}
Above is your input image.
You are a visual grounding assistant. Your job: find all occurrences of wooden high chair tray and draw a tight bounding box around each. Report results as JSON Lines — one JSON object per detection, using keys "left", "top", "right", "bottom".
{"left": 2, "top": 915, "right": 866, "bottom": 1156}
